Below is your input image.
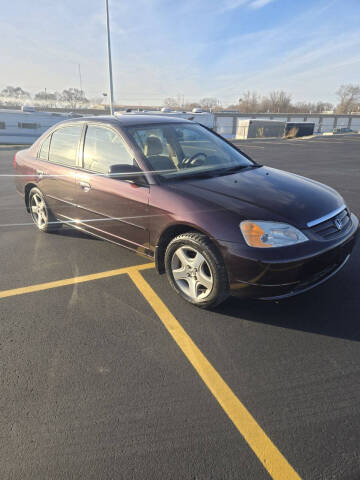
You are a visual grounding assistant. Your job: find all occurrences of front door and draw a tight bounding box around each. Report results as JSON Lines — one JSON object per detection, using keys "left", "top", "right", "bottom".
{"left": 74, "top": 124, "right": 150, "bottom": 253}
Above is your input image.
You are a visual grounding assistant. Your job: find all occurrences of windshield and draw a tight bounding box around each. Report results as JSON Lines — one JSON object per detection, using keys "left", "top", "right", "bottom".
{"left": 126, "top": 123, "right": 253, "bottom": 180}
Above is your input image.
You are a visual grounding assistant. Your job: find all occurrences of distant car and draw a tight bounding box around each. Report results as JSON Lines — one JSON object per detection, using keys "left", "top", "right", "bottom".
{"left": 14, "top": 115, "right": 358, "bottom": 308}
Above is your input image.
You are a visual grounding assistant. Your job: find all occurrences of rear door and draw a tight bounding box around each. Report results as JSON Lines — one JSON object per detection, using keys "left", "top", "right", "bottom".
{"left": 74, "top": 124, "right": 150, "bottom": 252}
{"left": 37, "top": 123, "right": 83, "bottom": 221}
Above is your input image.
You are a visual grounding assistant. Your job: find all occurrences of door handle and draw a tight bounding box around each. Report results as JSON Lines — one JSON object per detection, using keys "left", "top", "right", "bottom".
{"left": 79, "top": 181, "right": 91, "bottom": 192}
{"left": 36, "top": 170, "right": 46, "bottom": 176}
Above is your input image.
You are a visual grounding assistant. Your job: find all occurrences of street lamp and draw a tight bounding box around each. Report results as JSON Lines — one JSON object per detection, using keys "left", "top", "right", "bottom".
{"left": 102, "top": 92, "right": 108, "bottom": 110}
{"left": 105, "top": 0, "right": 115, "bottom": 115}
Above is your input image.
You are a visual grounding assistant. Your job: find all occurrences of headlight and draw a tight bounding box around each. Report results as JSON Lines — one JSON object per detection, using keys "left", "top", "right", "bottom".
{"left": 240, "top": 221, "right": 308, "bottom": 248}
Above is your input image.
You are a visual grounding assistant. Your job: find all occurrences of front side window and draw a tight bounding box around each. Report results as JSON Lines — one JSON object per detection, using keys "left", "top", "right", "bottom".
{"left": 126, "top": 123, "right": 253, "bottom": 180}
{"left": 83, "top": 125, "right": 134, "bottom": 174}
{"left": 48, "top": 124, "right": 83, "bottom": 167}
{"left": 38, "top": 134, "right": 51, "bottom": 160}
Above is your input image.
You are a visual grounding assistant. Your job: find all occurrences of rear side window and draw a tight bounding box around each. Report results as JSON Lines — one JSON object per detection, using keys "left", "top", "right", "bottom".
{"left": 83, "top": 125, "right": 134, "bottom": 174}
{"left": 38, "top": 135, "right": 51, "bottom": 161}
{"left": 49, "top": 125, "right": 82, "bottom": 167}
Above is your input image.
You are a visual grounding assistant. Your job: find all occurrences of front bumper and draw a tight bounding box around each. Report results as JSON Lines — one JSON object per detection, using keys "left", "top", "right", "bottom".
{"left": 219, "top": 213, "right": 359, "bottom": 300}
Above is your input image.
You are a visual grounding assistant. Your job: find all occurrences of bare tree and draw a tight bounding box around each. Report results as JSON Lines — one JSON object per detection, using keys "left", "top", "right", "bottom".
{"left": 313, "top": 101, "right": 333, "bottom": 113}
{"left": 262, "top": 91, "right": 292, "bottom": 113}
{"left": 0, "top": 86, "right": 31, "bottom": 105}
{"left": 34, "top": 91, "right": 58, "bottom": 101}
{"left": 291, "top": 101, "right": 313, "bottom": 113}
{"left": 60, "top": 88, "right": 89, "bottom": 109}
{"left": 34, "top": 91, "right": 59, "bottom": 107}
{"left": 226, "top": 94, "right": 334, "bottom": 114}
{"left": 336, "top": 84, "right": 360, "bottom": 113}
{"left": 199, "top": 97, "right": 219, "bottom": 109}
{"left": 237, "top": 91, "right": 261, "bottom": 113}
{"left": 163, "top": 97, "right": 179, "bottom": 108}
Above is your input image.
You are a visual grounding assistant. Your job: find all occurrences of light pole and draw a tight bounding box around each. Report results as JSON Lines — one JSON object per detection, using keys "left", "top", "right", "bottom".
{"left": 105, "top": 0, "right": 115, "bottom": 115}
{"left": 78, "top": 64, "right": 83, "bottom": 94}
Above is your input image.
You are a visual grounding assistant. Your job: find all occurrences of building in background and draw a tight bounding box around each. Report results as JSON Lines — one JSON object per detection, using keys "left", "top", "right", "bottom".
{"left": 236, "top": 119, "right": 285, "bottom": 139}
{"left": 0, "top": 108, "right": 80, "bottom": 145}
{"left": 0, "top": 107, "right": 359, "bottom": 144}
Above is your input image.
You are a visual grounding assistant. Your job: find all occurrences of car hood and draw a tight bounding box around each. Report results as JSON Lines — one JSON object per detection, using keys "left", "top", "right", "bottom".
{"left": 169, "top": 166, "right": 344, "bottom": 228}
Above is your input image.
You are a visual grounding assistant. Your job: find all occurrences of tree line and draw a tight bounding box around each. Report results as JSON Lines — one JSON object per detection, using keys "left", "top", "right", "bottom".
{"left": 164, "top": 85, "right": 360, "bottom": 114}
{"left": 0, "top": 86, "right": 89, "bottom": 109}
{"left": 1, "top": 84, "right": 359, "bottom": 114}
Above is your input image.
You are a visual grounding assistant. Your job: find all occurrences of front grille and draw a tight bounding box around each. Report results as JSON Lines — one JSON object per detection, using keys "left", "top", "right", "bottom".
{"left": 310, "top": 208, "right": 352, "bottom": 239}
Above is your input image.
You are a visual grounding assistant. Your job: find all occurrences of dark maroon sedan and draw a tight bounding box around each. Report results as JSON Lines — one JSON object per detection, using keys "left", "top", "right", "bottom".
{"left": 14, "top": 115, "right": 358, "bottom": 308}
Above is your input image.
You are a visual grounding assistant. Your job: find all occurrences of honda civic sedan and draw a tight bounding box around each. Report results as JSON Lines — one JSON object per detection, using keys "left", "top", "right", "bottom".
{"left": 14, "top": 115, "right": 359, "bottom": 308}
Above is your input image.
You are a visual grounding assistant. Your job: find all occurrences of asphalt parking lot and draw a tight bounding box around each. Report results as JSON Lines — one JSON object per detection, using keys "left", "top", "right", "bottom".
{"left": 1, "top": 135, "right": 360, "bottom": 480}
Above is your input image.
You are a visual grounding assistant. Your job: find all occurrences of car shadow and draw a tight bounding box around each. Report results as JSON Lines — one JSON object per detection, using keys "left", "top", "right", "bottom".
{"left": 214, "top": 249, "right": 360, "bottom": 342}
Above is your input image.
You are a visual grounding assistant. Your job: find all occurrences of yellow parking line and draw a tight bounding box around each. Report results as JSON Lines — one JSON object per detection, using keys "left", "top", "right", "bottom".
{"left": 0, "top": 258, "right": 302, "bottom": 477}
{"left": 0, "top": 262, "right": 155, "bottom": 299}
{"left": 129, "top": 270, "right": 302, "bottom": 480}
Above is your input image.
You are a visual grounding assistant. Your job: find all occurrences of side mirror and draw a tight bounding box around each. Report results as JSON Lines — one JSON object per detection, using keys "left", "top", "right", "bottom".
{"left": 108, "top": 164, "right": 146, "bottom": 184}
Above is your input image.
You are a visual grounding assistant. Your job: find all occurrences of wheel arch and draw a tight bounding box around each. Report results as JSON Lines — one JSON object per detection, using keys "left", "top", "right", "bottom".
{"left": 154, "top": 223, "right": 223, "bottom": 274}
{"left": 24, "top": 183, "right": 38, "bottom": 212}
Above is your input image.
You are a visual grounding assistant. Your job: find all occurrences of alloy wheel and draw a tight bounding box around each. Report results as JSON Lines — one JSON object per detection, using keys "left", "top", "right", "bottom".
{"left": 30, "top": 193, "right": 48, "bottom": 229}
{"left": 171, "top": 246, "right": 213, "bottom": 301}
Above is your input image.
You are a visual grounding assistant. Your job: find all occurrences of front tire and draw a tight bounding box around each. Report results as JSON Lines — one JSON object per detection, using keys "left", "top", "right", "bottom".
{"left": 165, "top": 232, "right": 229, "bottom": 308}
{"left": 29, "top": 187, "right": 62, "bottom": 233}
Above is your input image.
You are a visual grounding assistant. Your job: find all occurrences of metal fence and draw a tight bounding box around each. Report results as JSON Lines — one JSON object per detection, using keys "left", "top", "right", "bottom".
{"left": 213, "top": 113, "right": 360, "bottom": 137}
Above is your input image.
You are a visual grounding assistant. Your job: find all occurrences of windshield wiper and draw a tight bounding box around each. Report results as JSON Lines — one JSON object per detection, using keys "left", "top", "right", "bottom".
{"left": 216, "top": 164, "right": 262, "bottom": 176}
{"left": 164, "top": 169, "right": 219, "bottom": 181}
{"left": 161, "top": 164, "right": 262, "bottom": 181}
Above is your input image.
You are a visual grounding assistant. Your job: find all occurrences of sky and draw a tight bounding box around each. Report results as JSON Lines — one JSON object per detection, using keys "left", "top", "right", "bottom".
{"left": 1, "top": 0, "right": 360, "bottom": 106}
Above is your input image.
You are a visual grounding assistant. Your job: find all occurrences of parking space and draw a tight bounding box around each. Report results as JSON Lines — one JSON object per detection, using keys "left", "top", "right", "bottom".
{"left": 2, "top": 276, "right": 274, "bottom": 480}
{"left": 1, "top": 137, "right": 360, "bottom": 479}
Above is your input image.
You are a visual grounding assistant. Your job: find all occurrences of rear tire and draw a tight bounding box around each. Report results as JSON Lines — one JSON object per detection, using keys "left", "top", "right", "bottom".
{"left": 165, "top": 232, "right": 229, "bottom": 308}
{"left": 29, "top": 187, "right": 62, "bottom": 233}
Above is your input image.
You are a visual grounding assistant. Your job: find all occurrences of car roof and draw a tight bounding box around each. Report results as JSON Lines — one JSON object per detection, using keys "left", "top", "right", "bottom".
{"left": 54, "top": 114, "right": 193, "bottom": 128}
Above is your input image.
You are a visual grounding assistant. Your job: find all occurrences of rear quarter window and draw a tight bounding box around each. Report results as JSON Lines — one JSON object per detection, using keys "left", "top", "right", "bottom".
{"left": 38, "top": 135, "right": 51, "bottom": 161}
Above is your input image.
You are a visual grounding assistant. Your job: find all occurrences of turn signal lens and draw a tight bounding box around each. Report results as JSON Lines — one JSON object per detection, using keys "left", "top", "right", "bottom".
{"left": 240, "top": 221, "right": 308, "bottom": 248}
{"left": 240, "top": 221, "right": 272, "bottom": 248}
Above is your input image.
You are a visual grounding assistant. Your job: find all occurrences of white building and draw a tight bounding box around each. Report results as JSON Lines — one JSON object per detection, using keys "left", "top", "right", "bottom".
{"left": 0, "top": 108, "right": 78, "bottom": 145}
